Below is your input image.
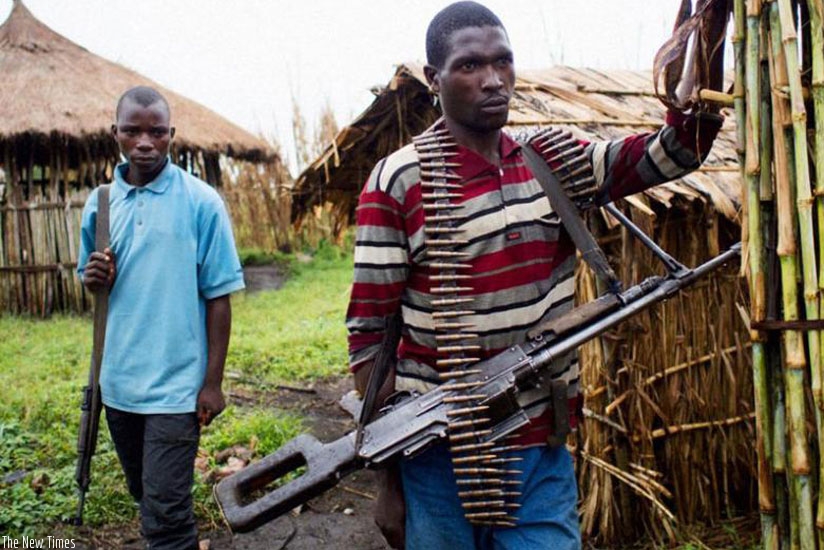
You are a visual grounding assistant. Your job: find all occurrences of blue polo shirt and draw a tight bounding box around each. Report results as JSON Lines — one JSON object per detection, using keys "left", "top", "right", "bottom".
{"left": 77, "top": 160, "right": 245, "bottom": 414}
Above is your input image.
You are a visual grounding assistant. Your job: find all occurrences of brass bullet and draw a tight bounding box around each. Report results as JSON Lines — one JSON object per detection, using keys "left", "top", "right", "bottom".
{"left": 458, "top": 489, "right": 503, "bottom": 498}
{"left": 448, "top": 417, "right": 490, "bottom": 430}
{"left": 436, "top": 333, "right": 479, "bottom": 342}
{"left": 462, "top": 500, "right": 506, "bottom": 509}
{"left": 450, "top": 441, "right": 494, "bottom": 453}
{"left": 437, "top": 367, "right": 482, "bottom": 376}
{"left": 447, "top": 405, "right": 490, "bottom": 417}
{"left": 448, "top": 429, "right": 493, "bottom": 442}
{"left": 436, "top": 344, "right": 481, "bottom": 352}
{"left": 452, "top": 454, "right": 497, "bottom": 464}
{"left": 432, "top": 310, "right": 475, "bottom": 318}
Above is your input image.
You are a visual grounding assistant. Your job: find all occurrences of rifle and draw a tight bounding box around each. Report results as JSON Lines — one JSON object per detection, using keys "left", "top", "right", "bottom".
{"left": 66, "top": 184, "right": 110, "bottom": 526}
{"left": 214, "top": 201, "right": 741, "bottom": 533}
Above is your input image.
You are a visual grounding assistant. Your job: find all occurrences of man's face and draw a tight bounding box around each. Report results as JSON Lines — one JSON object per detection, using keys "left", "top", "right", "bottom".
{"left": 112, "top": 99, "right": 174, "bottom": 182}
{"left": 427, "top": 25, "right": 515, "bottom": 134}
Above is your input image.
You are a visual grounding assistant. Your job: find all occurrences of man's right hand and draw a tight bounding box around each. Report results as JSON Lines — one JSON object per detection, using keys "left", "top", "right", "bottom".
{"left": 374, "top": 466, "right": 405, "bottom": 549}
{"left": 82, "top": 247, "right": 116, "bottom": 292}
{"left": 354, "top": 360, "right": 405, "bottom": 548}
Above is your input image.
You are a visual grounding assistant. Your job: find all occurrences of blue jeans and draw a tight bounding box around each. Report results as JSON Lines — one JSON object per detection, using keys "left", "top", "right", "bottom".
{"left": 105, "top": 407, "right": 200, "bottom": 550}
{"left": 400, "top": 442, "right": 581, "bottom": 550}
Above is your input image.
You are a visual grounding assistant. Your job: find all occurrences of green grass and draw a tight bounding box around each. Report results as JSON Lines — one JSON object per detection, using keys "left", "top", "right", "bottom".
{"left": 229, "top": 241, "right": 352, "bottom": 381}
{"left": 0, "top": 242, "right": 353, "bottom": 536}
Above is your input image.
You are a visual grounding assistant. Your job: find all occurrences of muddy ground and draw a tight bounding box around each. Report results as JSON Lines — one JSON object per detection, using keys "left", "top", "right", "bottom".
{"left": 210, "top": 375, "right": 388, "bottom": 550}
{"left": 72, "top": 376, "right": 387, "bottom": 549}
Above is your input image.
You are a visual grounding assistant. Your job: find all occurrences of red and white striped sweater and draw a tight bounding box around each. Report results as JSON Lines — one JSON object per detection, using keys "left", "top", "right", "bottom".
{"left": 347, "top": 110, "right": 722, "bottom": 445}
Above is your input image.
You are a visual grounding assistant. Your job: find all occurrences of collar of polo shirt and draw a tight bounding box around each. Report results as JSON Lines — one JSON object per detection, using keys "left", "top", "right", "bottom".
{"left": 112, "top": 157, "right": 174, "bottom": 197}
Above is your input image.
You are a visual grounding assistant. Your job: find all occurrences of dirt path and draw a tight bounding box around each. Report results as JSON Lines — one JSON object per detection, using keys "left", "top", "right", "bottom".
{"left": 70, "top": 374, "right": 760, "bottom": 549}
{"left": 71, "top": 376, "right": 386, "bottom": 549}
{"left": 209, "top": 376, "right": 388, "bottom": 550}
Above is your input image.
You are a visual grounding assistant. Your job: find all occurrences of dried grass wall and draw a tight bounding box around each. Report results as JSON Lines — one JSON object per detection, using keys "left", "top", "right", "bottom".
{"left": 0, "top": 135, "right": 116, "bottom": 315}
{"left": 577, "top": 202, "right": 754, "bottom": 545}
{"left": 221, "top": 158, "right": 293, "bottom": 253}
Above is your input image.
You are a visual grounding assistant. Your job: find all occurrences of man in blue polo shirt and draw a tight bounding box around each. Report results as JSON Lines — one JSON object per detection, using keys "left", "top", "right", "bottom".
{"left": 77, "top": 86, "right": 245, "bottom": 550}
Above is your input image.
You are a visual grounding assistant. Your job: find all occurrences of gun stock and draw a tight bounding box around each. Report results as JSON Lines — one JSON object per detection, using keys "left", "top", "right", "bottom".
{"left": 215, "top": 433, "right": 359, "bottom": 533}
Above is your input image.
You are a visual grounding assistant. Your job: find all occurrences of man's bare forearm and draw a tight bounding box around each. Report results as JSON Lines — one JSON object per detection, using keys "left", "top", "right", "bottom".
{"left": 205, "top": 295, "right": 232, "bottom": 389}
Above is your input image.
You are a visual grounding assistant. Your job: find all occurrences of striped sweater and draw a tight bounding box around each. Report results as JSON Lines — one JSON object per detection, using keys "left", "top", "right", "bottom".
{"left": 347, "top": 110, "right": 722, "bottom": 445}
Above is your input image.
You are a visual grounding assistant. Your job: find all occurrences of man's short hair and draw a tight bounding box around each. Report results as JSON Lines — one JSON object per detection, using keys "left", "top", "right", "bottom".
{"left": 426, "top": 1, "right": 505, "bottom": 69}
{"left": 116, "top": 86, "right": 170, "bottom": 119}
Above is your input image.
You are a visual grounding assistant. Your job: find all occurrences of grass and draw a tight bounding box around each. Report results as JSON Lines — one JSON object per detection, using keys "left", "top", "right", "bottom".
{"left": 230, "top": 241, "right": 352, "bottom": 381}
{"left": 0, "top": 241, "right": 353, "bottom": 537}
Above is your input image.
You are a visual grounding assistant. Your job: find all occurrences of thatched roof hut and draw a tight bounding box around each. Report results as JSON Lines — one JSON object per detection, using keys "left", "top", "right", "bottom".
{"left": 294, "top": 63, "right": 740, "bottom": 228}
{"left": 297, "top": 63, "right": 754, "bottom": 546}
{"left": 0, "top": 0, "right": 272, "bottom": 162}
{"left": 0, "top": 1, "right": 289, "bottom": 315}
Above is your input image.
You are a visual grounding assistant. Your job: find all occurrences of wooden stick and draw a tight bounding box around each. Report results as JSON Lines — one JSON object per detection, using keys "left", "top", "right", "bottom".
{"left": 602, "top": 344, "right": 749, "bottom": 414}
{"left": 636, "top": 413, "right": 755, "bottom": 441}
{"left": 698, "top": 89, "right": 735, "bottom": 106}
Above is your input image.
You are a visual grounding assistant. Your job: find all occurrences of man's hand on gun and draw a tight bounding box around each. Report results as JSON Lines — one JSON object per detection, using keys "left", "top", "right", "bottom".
{"left": 82, "top": 247, "right": 116, "bottom": 292}
{"left": 354, "top": 362, "right": 406, "bottom": 550}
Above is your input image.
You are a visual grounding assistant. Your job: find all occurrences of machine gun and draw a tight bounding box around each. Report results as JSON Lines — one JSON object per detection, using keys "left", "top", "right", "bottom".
{"left": 214, "top": 200, "right": 741, "bottom": 533}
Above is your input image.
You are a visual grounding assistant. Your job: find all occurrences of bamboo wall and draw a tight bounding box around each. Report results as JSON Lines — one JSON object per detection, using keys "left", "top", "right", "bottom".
{"left": 734, "top": 1, "right": 824, "bottom": 549}
{"left": 0, "top": 135, "right": 287, "bottom": 316}
{"left": 578, "top": 203, "right": 755, "bottom": 546}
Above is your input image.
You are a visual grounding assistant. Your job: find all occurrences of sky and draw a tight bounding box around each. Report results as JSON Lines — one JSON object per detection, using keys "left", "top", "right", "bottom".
{"left": 0, "top": 0, "right": 689, "bottom": 173}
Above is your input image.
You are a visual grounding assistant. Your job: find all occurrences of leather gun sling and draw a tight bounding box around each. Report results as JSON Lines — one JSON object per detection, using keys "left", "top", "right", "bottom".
{"left": 520, "top": 144, "right": 621, "bottom": 293}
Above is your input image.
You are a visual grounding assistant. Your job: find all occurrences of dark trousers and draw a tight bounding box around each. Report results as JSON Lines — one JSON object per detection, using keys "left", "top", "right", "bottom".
{"left": 105, "top": 406, "right": 200, "bottom": 550}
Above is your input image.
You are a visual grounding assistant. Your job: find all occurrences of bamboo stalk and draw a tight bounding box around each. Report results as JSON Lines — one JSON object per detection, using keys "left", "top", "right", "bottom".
{"left": 777, "top": 0, "right": 822, "bottom": 395}
{"left": 737, "top": 1, "right": 780, "bottom": 546}
{"left": 746, "top": 1, "right": 762, "bottom": 179}
{"left": 777, "top": 2, "right": 824, "bottom": 543}
{"left": 768, "top": 4, "right": 816, "bottom": 548}
{"left": 807, "top": 0, "right": 824, "bottom": 389}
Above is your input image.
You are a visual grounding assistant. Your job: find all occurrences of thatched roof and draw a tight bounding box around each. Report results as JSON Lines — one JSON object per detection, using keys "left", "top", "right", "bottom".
{"left": 0, "top": 0, "right": 273, "bottom": 162}
{"left": 295, "top": 63, "right": 740, "bottom": 225}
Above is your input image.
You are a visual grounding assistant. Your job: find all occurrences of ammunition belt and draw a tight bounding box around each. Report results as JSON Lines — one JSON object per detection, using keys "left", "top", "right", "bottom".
{"left": 527, "top": 127, "right": 599, "bottom": 210}
{"left": 411, "top": 122, "right": 594, "bottom": 528}
{"left": 412, "top": 121, "right": 521, "bottom": 528}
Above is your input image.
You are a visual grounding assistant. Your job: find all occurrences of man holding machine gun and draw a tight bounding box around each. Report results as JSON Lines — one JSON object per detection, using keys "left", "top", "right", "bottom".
{"left": 346, "top": 2, "right": 725, "bottom": 548}
{"left": 77, "top": 86, "right": 245, "bottom": 550}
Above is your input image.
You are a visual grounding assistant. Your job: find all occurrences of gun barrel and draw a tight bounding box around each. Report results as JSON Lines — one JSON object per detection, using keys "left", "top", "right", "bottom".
{"left": 527, "top": 243, "right": 740, "bottom": 376}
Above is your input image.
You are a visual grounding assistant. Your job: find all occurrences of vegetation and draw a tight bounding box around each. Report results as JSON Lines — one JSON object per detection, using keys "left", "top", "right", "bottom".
{"left": 0, "top": 242, "right": 352, "bottom": 536}
{"left": 735, "top": 1, "right": 824, "bottom": 548}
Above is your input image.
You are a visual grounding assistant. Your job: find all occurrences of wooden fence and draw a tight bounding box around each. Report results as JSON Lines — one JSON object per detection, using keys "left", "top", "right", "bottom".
{"left": 0, "top": 138, "right": 288, "bottom": 316}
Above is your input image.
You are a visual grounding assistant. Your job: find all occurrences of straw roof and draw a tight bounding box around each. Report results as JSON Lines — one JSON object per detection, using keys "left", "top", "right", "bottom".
{"left": 295, "top": 63, "right": 741, "bottom": 225}
{"left": 0, "top": 0, "right": 273, "bottom": 162}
